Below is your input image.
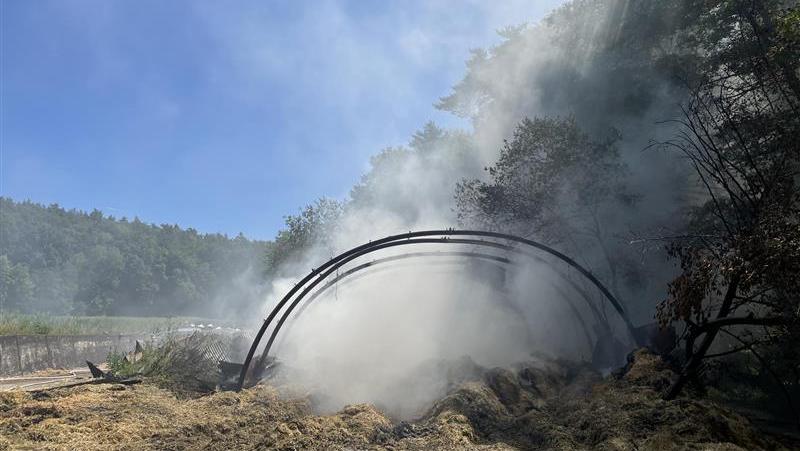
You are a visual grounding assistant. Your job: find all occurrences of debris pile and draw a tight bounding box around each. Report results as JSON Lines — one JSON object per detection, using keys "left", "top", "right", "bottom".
{"left": 0, "top": 350, "right": 794, "bottom": 450}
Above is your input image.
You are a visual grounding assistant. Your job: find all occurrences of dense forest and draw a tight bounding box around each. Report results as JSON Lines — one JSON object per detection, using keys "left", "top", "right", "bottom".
{"left": 0, "top": 198, "right": 268, "bottom": 317}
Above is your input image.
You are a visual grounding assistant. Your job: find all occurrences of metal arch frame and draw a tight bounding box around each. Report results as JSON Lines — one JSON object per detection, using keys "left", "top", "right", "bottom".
{"left": 256, "top": 238, "right": 518, "bottom": 373}
{"left": 283, "top": 250, "right": 609, "bottom": 350}
{"left": 277, "top": 251, "right": 598, "bottom": 358}
{"left": 292, "top": 251, "right": 610, "bottom": 322}
{"left": 276, "top": 252, "right": 516, "bottom": 352}
{"left": 237, "top": 230, "right": 633, "bottom": 390}
{"left": 294, "top": 251, "right": 512, "bottom": 317}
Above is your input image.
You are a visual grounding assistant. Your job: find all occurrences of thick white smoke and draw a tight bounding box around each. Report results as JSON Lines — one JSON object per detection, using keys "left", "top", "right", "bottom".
{"left": 274, "top": 255, "right": 607, "bottom": 418}
{"left": 253, "top": 0, "right": 692, "bottom": 418}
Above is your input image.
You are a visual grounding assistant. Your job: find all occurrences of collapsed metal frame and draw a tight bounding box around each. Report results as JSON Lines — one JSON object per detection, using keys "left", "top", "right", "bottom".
{"left": 237, "top": 230, "right": 635, "bottom": 390}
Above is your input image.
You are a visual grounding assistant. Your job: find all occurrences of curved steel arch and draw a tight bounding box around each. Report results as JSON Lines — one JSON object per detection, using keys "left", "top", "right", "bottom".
{"left": 256, "top": 238, "right": 518, "bottom": 374}
{"left": 295, "top": 251, "right": 513, "bottom": 317}
{"left": 293, "top": 250, "right": 611, "bottom": 324}
{"left": 286, "top": 250, "right": 611, "bottom": 346}
{"left": 276, "top": 251, "right": 517, "bottom": 351}
{"left": 237, "top": 230, "right": 633, "bottom": 390}
{"left": 260, "top": 238, "right": 627, "bottom": 378}
{"left": 279, "top": 251, "right": 598, "bottom": 357}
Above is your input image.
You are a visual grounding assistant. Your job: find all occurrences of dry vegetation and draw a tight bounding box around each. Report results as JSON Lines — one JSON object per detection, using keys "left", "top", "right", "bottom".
{"left": 0, "top": 350, "right": 795, "bottom": 450}
{"left": 0, "top": 315, "right": 214, "bottom": 336}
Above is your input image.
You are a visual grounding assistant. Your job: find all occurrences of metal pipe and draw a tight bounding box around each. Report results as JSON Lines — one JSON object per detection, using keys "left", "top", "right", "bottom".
{"left": 236, "top": 230, "right": 632, "bottom": 390}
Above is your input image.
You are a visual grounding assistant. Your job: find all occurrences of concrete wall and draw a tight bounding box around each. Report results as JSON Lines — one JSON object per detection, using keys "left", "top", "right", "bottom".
{"left": 0, "top": 334, "right": 150, "bottom": 376}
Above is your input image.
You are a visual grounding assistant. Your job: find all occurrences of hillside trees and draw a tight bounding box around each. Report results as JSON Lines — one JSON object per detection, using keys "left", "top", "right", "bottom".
{"left": 349, "top": 122, "right": 482, "bottom": 225}
{"left": 263, "top": 198, "right": 344, "bottom": 278}
{"left": 0, "top": 198, "right": 268, "bottom": 317}
{"left": 437, "top": 0, "right": 694, "bottom": 136}
{"left": 0, "top": 255, "right": 35, "bottom": 313}
{"left": 441, "top": 0, "right": 706, "bottom": 332}
{"left": 455, "top": 117, "right": 643, "bottom": 325}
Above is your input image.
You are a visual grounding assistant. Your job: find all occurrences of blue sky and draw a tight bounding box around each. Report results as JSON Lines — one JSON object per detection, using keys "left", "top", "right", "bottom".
{"left": 1, "top": 0, "right": 563, "bottom": 240}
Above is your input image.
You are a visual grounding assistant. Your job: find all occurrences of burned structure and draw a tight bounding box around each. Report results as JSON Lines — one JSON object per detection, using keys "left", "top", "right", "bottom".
{"left": 235, "top": 229, "right": 643, "bottom": 391}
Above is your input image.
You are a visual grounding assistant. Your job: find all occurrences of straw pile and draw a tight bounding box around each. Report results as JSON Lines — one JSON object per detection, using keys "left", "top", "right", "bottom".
{"left": 0, "top": 350, "right": 794, "bottom": 450}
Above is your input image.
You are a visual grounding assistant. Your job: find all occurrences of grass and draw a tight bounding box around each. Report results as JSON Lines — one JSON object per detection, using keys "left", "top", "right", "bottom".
{"left": 108, "top": 332, "right": 223, "bottom": 396}
{"left": 0, "top": 314, "right": 223, "bottom": 336}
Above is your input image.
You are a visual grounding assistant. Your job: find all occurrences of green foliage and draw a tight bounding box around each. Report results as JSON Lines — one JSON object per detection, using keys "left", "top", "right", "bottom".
{"left": 456, "top": 117, "right": 643, "bottom": 303}
{"left": 0, "top": 314, "right": 210, "bottom": 335}
{"left": 349, "top": 122, "right": 481, "bottom": 224}
{"left": 456, "top": 117, "right": 632, "bottom": 241}
{"left": 658, "top": 0, "right": 800, "bottom": 328}
{"left": 447, "top": 0, "right": 798, "bottom": 407}
{"left": 264, "top": 198, "right": 343, "bottom": 278}
{"left": 108, "top": 333, "right": 221, "bottom": 395}
{"left": 644, "top": 0, "right": 800, "bottom": 403}
{"left": 0, "top": 198, "right": 268, "bottom": 317}
{"left": 0, "top": 255, "right": 34, "bottom": 313}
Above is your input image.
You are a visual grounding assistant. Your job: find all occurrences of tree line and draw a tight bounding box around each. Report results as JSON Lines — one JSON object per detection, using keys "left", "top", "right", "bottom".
{"left": 0, "top": 198, "right": 268, "bottom": 318}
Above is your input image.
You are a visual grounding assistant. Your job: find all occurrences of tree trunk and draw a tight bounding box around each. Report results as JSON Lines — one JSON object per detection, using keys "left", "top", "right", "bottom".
{"left": 664, "top": 273, "right": 741, "bottom": 400}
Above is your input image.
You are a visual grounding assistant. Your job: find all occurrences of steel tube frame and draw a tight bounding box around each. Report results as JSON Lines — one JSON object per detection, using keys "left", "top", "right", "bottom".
{"left": 236, "top": 230, "right": 632, "bottom": 390}
{"left": 273, "top": 251, "right": 515, "bottom": 352}
{"left": 257, "top": 238, "right": 516, "bottom": 374}
{"left": 279, "top": 251, "right": 598, "bottom": 357}
{"left": 295, "top": 251, "right": 512, "bottom": 317}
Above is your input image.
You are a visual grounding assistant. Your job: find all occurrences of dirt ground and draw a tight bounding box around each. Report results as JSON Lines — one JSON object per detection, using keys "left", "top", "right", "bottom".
{"left": 0, "top": 350, "right": 796, "bottom": 450}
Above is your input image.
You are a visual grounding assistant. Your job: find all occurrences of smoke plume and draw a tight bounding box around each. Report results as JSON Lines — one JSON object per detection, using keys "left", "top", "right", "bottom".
{"left": 256, "top": 0, "right": 695, "bottom": 418}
